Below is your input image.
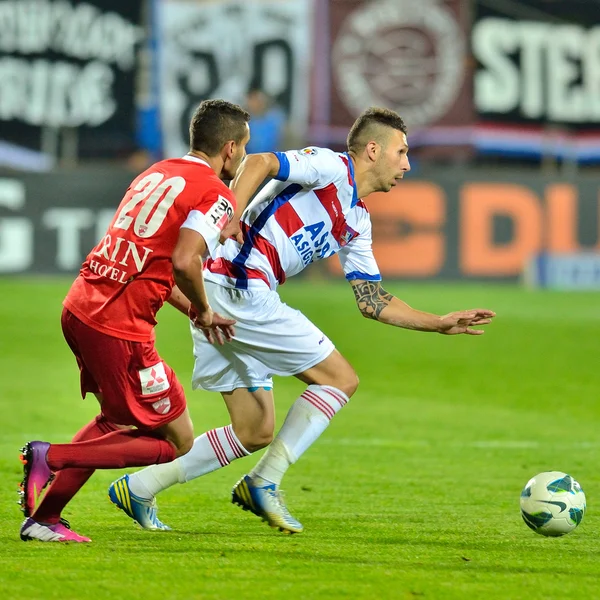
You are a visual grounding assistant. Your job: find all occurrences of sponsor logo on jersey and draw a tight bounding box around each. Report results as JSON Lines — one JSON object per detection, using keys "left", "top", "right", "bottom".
{"left": 206, "top": 195, "right": 234, "bottom": 232}
{"left": 300, "top": 147, "right": 317, "bottom": 156}
{"left": 291, "top": 221, "right": 334, "bottom": 265}
{"left": 90, "top": 234, "right": 154, "bottom": 285}
{"left": 139, "top": 362, "right": 170, "bottom": 396}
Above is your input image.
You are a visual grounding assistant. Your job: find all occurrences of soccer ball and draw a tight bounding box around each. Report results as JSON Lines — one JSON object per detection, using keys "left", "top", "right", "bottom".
{"left": 520, "top": 471, "right": 586, "bottom": 537}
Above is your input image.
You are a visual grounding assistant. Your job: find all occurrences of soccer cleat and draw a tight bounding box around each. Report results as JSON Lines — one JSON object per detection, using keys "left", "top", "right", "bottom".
{"left": 231, "top": 474, "right": 303, "bottom": 534}
{"left": 19, "top": 441, "right": 54, "bottom": 517}
{"left": 108, "top": 474, "right": 171, "bottom": 531}
{"left": 20, "top": 517, "right": 91, "bottom": 543}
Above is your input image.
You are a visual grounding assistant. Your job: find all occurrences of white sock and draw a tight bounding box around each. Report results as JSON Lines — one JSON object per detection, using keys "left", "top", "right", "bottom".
{"left": 128, "top": 425, "right": 249, "bottom": 498}
{"left": 251, "top": 384, "right": 349, "bottom": 485}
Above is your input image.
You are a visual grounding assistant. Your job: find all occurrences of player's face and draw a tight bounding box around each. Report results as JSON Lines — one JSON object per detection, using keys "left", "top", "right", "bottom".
{"left": 374, "top": 130, "right": 410, "bottom": 193}
{"left": 222, "top": 124, "right": 251, "bottom": 180}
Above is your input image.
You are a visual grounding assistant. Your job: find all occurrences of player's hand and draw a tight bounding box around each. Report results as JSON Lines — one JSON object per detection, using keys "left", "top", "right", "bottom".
{"left": 219, "top": 222, "right": 244, "bottom": 245}
{"left": 189, "top": 305, "right": 236, "bottom": 345}
{"left": 438, "top": 309, "right": 496, "bottom": 335}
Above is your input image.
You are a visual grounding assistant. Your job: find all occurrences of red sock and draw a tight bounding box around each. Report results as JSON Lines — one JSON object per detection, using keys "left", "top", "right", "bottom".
{"left": 46, "top": 429, "right": 177, "bottom": 470}
{"left": 32, "top": 415, "right": 118, "bottom": 524}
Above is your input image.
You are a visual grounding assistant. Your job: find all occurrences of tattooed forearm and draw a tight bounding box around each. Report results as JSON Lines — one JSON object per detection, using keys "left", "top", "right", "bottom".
{"left": 352, "top": 281, "right": 394, "bottom": 320}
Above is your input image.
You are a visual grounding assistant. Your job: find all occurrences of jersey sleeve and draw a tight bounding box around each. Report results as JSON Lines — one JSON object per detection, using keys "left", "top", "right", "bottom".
{"left": 337, "top": 209, "right": 381, "bottom": 281}
{"left": 272, "top": 148, "right": 339, "bottom": 188}
{"left": 180, "top": 186, "right": 236, "bottom": 257}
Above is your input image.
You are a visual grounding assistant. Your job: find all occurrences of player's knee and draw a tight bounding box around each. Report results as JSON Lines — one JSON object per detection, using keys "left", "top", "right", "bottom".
{"left": 235, "top": 425, "right": 274, "bottom": 453}
{"left": 174, "top": 436, "right": 194, "bottom": 457}
{"left": 336, "top": 370, "right": 359, "bottom": 398}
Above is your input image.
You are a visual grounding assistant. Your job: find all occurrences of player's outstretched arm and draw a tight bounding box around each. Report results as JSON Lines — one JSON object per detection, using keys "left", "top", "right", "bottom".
{"left": 349, "top": 280, "right": 495, "bottom": 335}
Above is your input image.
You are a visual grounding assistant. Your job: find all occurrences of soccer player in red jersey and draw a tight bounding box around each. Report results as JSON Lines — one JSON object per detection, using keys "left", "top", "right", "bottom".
{"left": 18, "top": 99, "right": 250, "bottom": 543}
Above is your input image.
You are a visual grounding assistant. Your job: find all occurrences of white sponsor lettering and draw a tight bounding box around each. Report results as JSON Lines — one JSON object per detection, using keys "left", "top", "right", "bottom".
{"left": 118, "top": 239, "right": 153, "bottom": 271}
{"left": 0, "top": 0, "right": 143, "bottom": 129}
{"left": 42, "top": 208, "right": 95, "bottom": 270}
{"left": 0, "top": 0, "right": 142, "bottom": 68}
{"left": 0, "top": 176, "right": 160, "bottom": 275}
{"left": 0, "top": 179, "right": 32, "bottom": 271}
{"left": 96, "top": 209, "right": 115, "bottom": 244}
{"left": 473, "top": 19, "right": 600, "bottom": 122}
{"left": 91, "top": 235, "right": 153, "bottom": 283}
{"left": 88, "top": 259, "right": 128, "bottom": 284}
{"left": 0, "top": 58, "right": 115, "bottom": 127}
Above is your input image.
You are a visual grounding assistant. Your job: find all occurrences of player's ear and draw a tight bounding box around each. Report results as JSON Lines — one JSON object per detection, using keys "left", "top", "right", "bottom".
{"left": 223, "top": 140, "right": 235, "bottom": 160}
{"left": 365, "top": 141, "right": 379, "bottom": 163}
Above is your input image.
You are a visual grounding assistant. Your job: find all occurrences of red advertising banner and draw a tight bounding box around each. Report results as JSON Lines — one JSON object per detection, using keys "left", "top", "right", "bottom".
{"left": 310, "top": 0, "right": 473, "bottom": 150}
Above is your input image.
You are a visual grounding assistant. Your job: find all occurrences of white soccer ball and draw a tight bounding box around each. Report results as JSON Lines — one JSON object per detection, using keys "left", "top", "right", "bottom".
{"left": 520, "top": 471, "right": 586, "bottom": 537}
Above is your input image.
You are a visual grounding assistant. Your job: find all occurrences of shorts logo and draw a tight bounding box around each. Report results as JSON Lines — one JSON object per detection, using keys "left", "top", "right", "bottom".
{"left": 139, "top": 362, "right": 170, "bottom": 396}
{"left": 152, "top": 397, "right": 171, "bottom": 415}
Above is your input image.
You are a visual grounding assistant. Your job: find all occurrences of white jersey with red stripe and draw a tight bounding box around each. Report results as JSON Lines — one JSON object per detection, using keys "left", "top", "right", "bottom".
{"left": 203, "top": 147, "right": 381, "bottom": 290}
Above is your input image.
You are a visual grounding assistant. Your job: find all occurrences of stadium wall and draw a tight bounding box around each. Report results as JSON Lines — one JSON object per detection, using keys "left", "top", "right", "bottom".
{"left": 0, "top": 168, "right": 598, "bottom": 280}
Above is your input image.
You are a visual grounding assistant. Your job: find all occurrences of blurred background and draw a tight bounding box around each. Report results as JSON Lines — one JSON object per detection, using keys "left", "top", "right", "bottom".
{"left": 1, "top": 0, "right": 600, "bottom": 288}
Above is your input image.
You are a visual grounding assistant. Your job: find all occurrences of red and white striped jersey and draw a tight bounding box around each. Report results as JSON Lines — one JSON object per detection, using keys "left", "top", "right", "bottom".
{"left": 204, "top": 147, "right": 381, "bottom": 290}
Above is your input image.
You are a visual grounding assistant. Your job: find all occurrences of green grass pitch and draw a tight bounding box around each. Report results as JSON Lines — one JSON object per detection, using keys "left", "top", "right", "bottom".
{"left": 0, "top": 279, "right": 598, "bottom": 599}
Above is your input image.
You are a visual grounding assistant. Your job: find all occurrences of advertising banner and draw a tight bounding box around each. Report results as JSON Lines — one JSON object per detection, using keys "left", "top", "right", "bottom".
{"left": 0, "top": 0, "right": 145, "bottom": 163}
{"left": 323, "top": 174, "right": 600, "bottom": 280}
{"left": 525, "top": 254, "right": 600, "bottom": 290}
{"left": 472, "top": 0, "right": 600, "bottom": 160}
{"left": 0, "top": 169, "right": 133, "bottom": 274}
{"left": 310, "top": 0, "right": 473, "bottom": 149}
{"left": 2, "top": 168, "right": 599, "bottom": 280}
{"left": 158, "top": 0, "right": 312, "bottom": 158}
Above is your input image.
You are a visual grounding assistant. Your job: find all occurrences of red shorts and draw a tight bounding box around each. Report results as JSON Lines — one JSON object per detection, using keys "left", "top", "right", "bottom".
{"left": 61, "top": 307, "right": 186, "bottom": 429}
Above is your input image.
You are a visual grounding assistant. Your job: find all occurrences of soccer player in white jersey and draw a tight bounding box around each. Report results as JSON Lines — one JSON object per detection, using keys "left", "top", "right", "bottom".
{"left": 109, "top": 107, "right": 496, "bottom": 534}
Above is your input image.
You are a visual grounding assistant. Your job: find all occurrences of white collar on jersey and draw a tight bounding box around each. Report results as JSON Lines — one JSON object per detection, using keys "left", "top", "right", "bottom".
{"left": 182, "top": 154, "right": 210, "bottom": 168}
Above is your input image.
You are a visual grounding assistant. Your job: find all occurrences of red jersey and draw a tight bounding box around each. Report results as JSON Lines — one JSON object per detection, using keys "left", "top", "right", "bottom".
{"left": 64, "top": 155, "right": 236, "bottom": 342}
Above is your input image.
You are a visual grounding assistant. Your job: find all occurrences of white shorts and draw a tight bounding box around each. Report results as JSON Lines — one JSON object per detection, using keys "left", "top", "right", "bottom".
{"left": 191, "top": 282, "right": 335, "bottom": 392}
